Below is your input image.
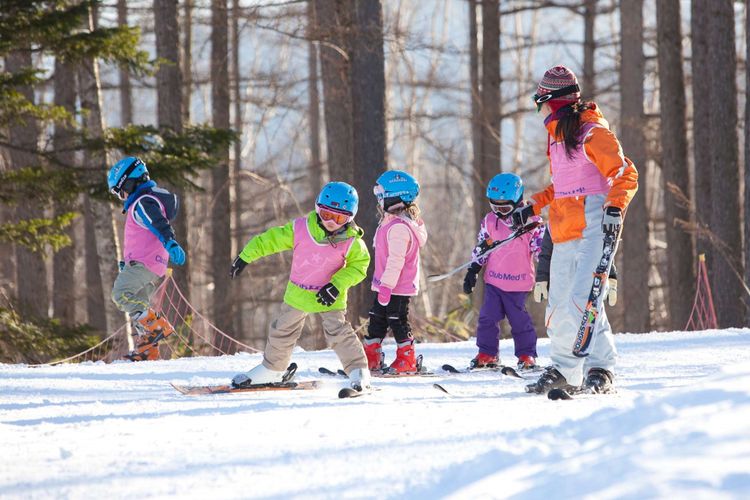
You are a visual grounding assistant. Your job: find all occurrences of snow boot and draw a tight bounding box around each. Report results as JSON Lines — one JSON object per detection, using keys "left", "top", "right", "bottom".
{"left": 232, "top": 363, "right": 286, "bottom": 388}
{"left": 525, "top": 366, "right": 571, "bottom": 394}
{"left": 363, "top": 337, "right": 386, "bottom": 371}
{"left": 388, "top": 339, "right": 417, "bottom": 373}
{"left": 124, "top": 335, "right": 161, "bottom": 361}
{"left": 470, "top": 352, "right": 499, "bottom": 369}
{"left": 584, "top": 368, "right": 615, "bottom": 394}
{"left": 516, "top": 355, "right": 537, "bottom": 371}
{"left": 348, "top": 367, "right": 372, "bottom": 392}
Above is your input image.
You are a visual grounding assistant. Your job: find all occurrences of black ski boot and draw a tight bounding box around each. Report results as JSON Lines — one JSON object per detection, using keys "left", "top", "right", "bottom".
{"left": 525, "top": 366, "right": 570, "bottom": 394}
{"left": 584, "top": 368, "right": 615, "bottom": 394}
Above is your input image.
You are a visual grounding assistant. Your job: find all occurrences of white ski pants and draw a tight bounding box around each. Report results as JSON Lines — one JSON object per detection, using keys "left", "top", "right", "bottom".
{"left": 545, "top": 194, "right": 617, "bottom": 386}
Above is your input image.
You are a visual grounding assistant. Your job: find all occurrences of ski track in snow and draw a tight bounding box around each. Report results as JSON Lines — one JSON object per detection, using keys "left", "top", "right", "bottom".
{"left": 1, "top": 329, "right": 749, "bottom": 499}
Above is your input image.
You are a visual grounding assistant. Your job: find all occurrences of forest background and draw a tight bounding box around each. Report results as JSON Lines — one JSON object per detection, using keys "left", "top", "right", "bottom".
{"left": 1, "top": 0, "right": 748, "bottom": 363}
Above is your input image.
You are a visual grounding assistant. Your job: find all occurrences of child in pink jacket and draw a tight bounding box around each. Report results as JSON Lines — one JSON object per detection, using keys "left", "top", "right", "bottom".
{"left": 463, "top": 173, "right": 545, "bottom": 371}
{"left": 364, "top": 170, "right": 428, "bottom": 374}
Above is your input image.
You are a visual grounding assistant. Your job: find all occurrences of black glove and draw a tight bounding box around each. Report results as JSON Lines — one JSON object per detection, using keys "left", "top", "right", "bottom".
{"left": 511, "top": 205, "right": 535, "bottom": 230}
{"left": 601, "top": 206, "right": 622, "bottom": 236}
{"left": 316, "top": 282, "right": 340, "bottom": 307}
{"left": 230, "top": 256, "right": 248, "bottom": 279}
{"left": 463, "top": 263, "right": 482, "bottom": 294}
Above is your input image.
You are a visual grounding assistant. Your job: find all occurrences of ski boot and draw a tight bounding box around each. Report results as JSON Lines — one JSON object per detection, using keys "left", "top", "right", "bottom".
{"left": 232, "top": 363, "right": 288, "bottom": 388}
{"left": 388, "top": 339, "right": 417, "bottom": 374}
{"left": 525, "top": 366, "right": 571, "bottom": 394}
{"left": 470, "top": 352, "right": 499, "bottom": 369}
{"left": 516, "top": 355, "right": 537, "bottom": 372}
{"left": 363, "top": 337, "right": 386, "bottom": 372}
{"left": 124, "top": 309, "right": 175, "bottom": 361}
{"left": 584, "top": 368, "right": 615, "bottom": 394}
{"left": 348, "top": 367, "right": 372, "bottom": 392}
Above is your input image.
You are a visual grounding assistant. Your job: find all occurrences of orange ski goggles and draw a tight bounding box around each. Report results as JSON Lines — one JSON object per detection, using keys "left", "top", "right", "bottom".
{"left": 316, "top": 204, "right": 352, "bottom": 225}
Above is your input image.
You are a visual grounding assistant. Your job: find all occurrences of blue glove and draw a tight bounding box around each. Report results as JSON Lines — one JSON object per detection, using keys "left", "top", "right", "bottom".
{"left": 165, "top": 240, "right": 186, "bottom": 265}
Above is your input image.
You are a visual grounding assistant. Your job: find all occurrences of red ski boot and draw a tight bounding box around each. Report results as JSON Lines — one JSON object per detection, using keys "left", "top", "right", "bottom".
{"left": 470, "top": 352, "right": 499, "bottom": 369}
{"left": 363, "top": 338, "right": 385, "bottom": 371}
{"left": 388, "top": 339, "right": 417, "bottom": 374}
{"left": 517, "top": 355, "right": 537, "bottom": 371}
{"left": 124, "top": 309, "right": 174, "bottom": 362}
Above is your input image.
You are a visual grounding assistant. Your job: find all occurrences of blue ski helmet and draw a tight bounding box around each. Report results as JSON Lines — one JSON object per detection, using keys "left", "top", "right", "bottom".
{"left": 373, "top": 170, "right": 420, "bottom": 205}
{"left": 486, "top": 173, "right": 523, "bottom": 204}
{"left": 107, "top": 156, "right": 149, "bottom": 199}
{"left": 316, "top": 181, "right": 359, "bottom": 216}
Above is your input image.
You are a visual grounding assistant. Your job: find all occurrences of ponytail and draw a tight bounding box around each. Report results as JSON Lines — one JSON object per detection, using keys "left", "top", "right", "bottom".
{"left": 554, "top": 100, "right": 594, "bottom": 156}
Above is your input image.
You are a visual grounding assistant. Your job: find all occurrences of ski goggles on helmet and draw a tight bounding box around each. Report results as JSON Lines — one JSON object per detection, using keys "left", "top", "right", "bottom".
{"left": 532, "top": 84, "right": 580, "bottom": 112}
{"left": 316, "top": 204, "right": 352, "bottom": 225}
{"left": 110, "top": 158, "right": 143, "bottom": 200}
{"left": 489, "top": 200, "right": 515, "bottom": 216}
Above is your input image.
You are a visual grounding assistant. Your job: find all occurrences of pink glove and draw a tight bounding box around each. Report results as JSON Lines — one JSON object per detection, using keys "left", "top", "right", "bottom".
{"left": 377, "top": 287, "right": 393, "bottom": 306}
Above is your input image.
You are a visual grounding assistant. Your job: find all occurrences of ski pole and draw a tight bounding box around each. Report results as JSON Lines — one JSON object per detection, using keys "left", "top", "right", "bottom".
{"left": 427, "top": 222, "right": 540, "bottom": 283}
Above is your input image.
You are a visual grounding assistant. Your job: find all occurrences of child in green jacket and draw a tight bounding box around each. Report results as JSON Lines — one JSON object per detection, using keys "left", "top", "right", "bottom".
{"left": 230, "top": 182, "right": 371, "bottom": 391}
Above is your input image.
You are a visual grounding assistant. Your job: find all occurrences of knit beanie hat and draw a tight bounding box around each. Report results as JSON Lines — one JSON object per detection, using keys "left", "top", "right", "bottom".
{"left": 536, "top": 65, "right": 581, "bottom": 102}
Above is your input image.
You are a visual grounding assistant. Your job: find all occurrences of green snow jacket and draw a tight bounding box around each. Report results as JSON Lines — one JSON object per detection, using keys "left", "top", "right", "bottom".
{"left": 237, "top": 211, "right": 370, "bottom": 313}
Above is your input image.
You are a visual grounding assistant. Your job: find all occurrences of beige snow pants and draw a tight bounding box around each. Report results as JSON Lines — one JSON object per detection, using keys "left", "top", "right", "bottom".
{"left": 262, "top": 303, "right": 368, "bottom": 374}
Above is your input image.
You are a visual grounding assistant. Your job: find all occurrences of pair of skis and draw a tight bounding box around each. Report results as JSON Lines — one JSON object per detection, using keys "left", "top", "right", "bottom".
{"left": 426, "top": 222, "right": 541, "bottom": 283}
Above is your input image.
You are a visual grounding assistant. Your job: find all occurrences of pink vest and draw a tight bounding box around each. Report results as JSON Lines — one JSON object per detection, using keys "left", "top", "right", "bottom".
{"left": 482, "top": 213, "right": 535, "bottom": 292}
{"left": 549, "top": 122, "right": 611, "bottom": 198}
{"left": 123, "top": 195, "right": 169, "bottom": 277}
{"left": 289, "top": 217, "right": 354, "bottom": 291}
{"left": 372, "top": 217, "right": 421, "bottom": 296}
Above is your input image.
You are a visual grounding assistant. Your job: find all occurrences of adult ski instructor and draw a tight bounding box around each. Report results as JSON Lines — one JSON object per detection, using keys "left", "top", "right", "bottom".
{"left": 511, "top": 65, "right": 638, "bottom": 395}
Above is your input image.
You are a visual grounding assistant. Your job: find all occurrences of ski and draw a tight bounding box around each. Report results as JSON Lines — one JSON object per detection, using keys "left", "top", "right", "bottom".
{"left": 441, "top": 363, "right": 524, "bottom": 379}
{"left": 547, "top": 386, "right": 617, "bottom": 400}
{"left": 320, "top": 355, "right": 437, "bottom": 379}
{"left": 427, "top": 222, "right": 541, "bottom": 283}
{"left": 319, "top": 367, "right": 348, "bottom": 377}
{"left": 171, "top": 380, "right": 321, "bottom": 395}
{"left": 572, "top": 229, "right": 621, "bottom": 357}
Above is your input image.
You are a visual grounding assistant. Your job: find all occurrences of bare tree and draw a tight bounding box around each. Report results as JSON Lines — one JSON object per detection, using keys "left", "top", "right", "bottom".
{"left": 706, "top": 0, "right": 744, "bottom": 326}
{"left": 582, "top": 0, "right": 597, "bottom": 97}
{"left": 314, "top": 0, "right": 354, "bottom": 182}
{"left": 745, "top": 0, "right": 750, "bottom": 321}
{"left": 619, "top": 0, "right": 649, "bottom": 333}
{"left": 656, "top": 0, "right": 693, "bottom": 328}
{"left": 350, "top": 0, "right": 387, "bottom": 320}
{"left": 307, "top": 0, "right": 323, "bottom": 197}
{"left": 52, "top": 58, "right": 78, "bottom": 325}
{"left": 5, "top": 49, "right": 47, "bottom": 318}
{"left": 117, "top": 0, "right": 133, "bottom": 125}
{"left": 211, "top": 0, "right": 233, "bottom": 336}
{"left": 78, "top": 6, "right": 124, "bottom": 335}
{"left": 690, "top": 0, "right": 711, "bottom": 260}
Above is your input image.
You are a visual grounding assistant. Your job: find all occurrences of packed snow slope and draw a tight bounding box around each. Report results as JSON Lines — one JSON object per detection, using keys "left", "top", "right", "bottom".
{"left": 1, "top": 329, "right": 749, "bottom": 499}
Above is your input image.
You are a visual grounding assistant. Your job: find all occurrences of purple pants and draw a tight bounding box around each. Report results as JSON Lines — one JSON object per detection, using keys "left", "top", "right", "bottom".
{"left": 475, "top": 284, "right": 537, "bottom": 358}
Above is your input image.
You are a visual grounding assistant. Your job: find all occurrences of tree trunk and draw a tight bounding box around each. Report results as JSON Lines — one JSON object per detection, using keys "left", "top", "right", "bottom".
{"left": 77, "top": 7, "right": 124, "bottom": 335}
{"left": 745, "top": 0, "right": 750, "bottom": 322}
{"left": 117, "top": 0, "right": 132, "bottom": 125}
{"left": 350, "top": 0, "right": 387, "bottom": 323}
{"left": 83, "top": 196, "right": 107, "bottom": 331}
{"left": 469, "top": 0, "right": 483, "bottom": 229}
{"left": 656, "top": 0, "right": 694, "bottom": 329}
{"left": 479, "top": 0, "right": 501, "bottom": 192}
{"left": 691, "top": 0, "right": 711, "bottom": 259}
{"left": 314, "top": 0, "right": 353, "bottom": 182}
{"left": 211, "top": 0, "right": 233, "bottom": 337}
{"left": 182, "top": 0, "right": 193, "bottom": 122}
{"left": 619, "top": 0, "right": 650, "bottom": 333}
{"left": 308, "top": 0, "right": 323, "bottom": 198}
{"left": 5, "top": 49, "right": 48, "bottom": 319}
{"left": 52, "top": 58, "right": 78, "bottom": 325}
{"left": 154, "top": 0, "right": 191, "bottom": 305}
{"left": 706, "top": 0, "right": 744, "bottom": 327}
{"left": 231, "top": 0, "right": 244, "bottom": 338}
{"left": 582, "top": 0, "right": 597, "bottom": 98}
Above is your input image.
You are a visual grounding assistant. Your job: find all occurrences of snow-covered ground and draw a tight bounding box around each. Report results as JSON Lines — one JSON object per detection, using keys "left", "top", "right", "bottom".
{"left": 1, "top": 329, "right": 749, "bottom": 499}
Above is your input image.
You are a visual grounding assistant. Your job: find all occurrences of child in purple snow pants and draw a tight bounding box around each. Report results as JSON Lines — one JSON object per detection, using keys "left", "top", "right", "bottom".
{"left": 463, "top": 172, "right": 545, "bottom": 371}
